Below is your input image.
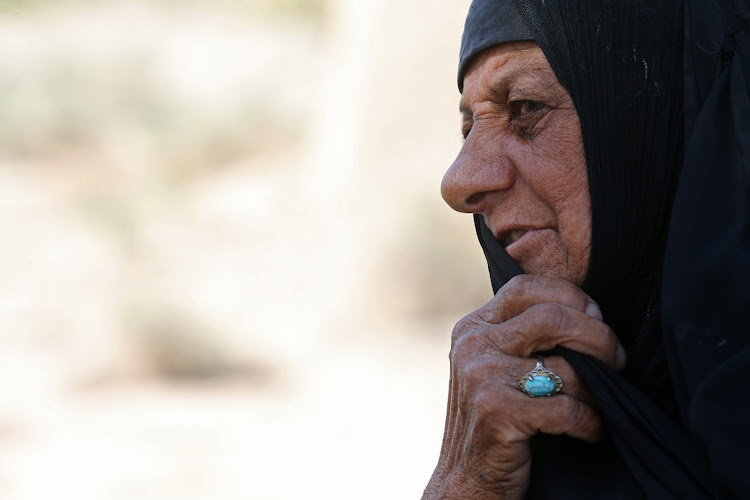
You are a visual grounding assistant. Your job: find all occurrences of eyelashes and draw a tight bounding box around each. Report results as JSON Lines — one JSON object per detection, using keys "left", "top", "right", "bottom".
{"left": 509, "top": 99, "right": 548, "bottom": 139}
{"left": 509, "top": 100, "right": 546, "bottom": 119}
{"left": 461, "top": 99, "right": 548, "bottom": 140}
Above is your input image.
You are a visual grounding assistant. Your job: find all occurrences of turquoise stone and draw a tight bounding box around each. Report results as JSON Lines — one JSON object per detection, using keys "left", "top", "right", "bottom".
{"left": 524, "top": 375, "right": 555, "bottom": 397}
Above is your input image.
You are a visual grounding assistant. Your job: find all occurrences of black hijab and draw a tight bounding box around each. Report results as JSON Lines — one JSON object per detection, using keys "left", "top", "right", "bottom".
{"left": 459, "top": 0, "right": 750, "bottom": 497}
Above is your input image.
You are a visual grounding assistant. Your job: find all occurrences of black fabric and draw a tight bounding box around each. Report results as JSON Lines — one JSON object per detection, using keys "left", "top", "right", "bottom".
{"left": 458, "top": 1, "right": 533, "bottom": 92}
{"left": 662, "top": 1, "right": 750, "bottom": 497}
{"left": 458, "top": 0, "right": 750, "bottom": 497}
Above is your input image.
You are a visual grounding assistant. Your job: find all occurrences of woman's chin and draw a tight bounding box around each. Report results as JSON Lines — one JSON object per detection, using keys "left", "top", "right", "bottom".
{"left": 507, "top": 230, "right": 586, "bottom": 286}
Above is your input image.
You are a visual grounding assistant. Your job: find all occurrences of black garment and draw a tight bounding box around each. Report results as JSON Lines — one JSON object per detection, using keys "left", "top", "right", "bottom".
{"left": 662, "top": 1, "right": 750, "bottom": 497}
{"left": 458, "top": 1, "right": 532, "bottom": 92}
{"left": 460, "top": 0, "right": 750, "bottom": 497}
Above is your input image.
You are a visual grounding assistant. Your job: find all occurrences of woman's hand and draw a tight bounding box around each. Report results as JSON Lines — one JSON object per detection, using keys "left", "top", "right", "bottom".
{"left": 422, "top": 275, "right": 626, "bottom": 500}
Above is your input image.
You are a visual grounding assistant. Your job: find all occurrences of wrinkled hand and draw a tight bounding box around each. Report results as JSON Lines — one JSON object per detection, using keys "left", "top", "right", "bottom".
{"left": 423, "top": 275, "right": 626, "bottom": 500}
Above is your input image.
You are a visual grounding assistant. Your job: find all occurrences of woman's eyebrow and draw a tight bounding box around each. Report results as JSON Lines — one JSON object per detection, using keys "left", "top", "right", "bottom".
{"left": 459, "top": 75, "right": 514, "bottom": 116}
{"left": 458, "top": 62, "right": 558, "bottom": 116}
{"left": 508, "top": 67, "right": 560, "bottom": 96}
{"left": 487, "top": 75, "right": 516, "bottom": 100}
{"left": 459, "top": 101, "right": 471, "bottom": 117}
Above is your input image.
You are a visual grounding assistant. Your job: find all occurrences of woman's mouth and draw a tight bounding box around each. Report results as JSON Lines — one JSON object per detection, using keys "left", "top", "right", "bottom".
{"left": 502, "top": 229, "right": 529, "bottom": 247}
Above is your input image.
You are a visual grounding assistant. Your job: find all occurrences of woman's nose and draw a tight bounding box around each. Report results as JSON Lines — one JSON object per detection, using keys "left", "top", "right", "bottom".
{"left": 441, "top": 140, "right": 516, "bottom": 213}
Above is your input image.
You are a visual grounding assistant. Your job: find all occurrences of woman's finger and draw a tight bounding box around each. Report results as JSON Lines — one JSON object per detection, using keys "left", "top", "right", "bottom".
{"left": 435, "top": 315, "right": 606, "bottom": 498}
{"left": 470, "top": 383, "right": 604, "bottom": 449}
{"left": 473, "top": 274, "right": 603, "bottom": 324}
{"left": 458, "top": 350, "right": 596, "bottom": 406}
{"left": 532, "top": 394, "right": 603, "bottom": 443}
{"left": 484, "top": 302, "right": 625, "bottom": 370}
{"left": 510, "top": 355, "right": 595, "bottom": 405}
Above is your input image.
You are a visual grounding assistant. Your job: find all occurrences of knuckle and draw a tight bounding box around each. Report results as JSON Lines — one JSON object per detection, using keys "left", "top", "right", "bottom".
{"left": 530, "top": 302, "right": 567, "bottom": 332}
{"left": 450, "top": 316, "right": 469, "bottom": 343}
{"left": 505, "top": 274, "right": 530, "bottom": 289}
{"left": 491, "top": 276, "right": 535, "bottom": 324}
{"left": 448, "top": 341, "right": 463, "bottom": 366}
{"left": 450, "top": 331, "right": 486, "bottom": 367}
{"left": 450, "top": 315, "right": 472, "bottom": 347}
{"left": 451, "top": 313, "right": 484, "bottom": 347}
{"left": 462, "top": 361, "right": 490, "bottom": 392}
{"left": 503, "top": 274, "right": 533, "bottom": 298}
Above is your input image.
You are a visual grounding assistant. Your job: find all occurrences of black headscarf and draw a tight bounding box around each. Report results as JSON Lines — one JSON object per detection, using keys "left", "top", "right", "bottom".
{"left": 458, "top": 0, "right": 750, "bottom": 497}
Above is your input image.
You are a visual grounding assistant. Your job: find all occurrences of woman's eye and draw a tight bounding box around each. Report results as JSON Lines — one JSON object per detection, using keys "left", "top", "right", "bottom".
{"left": 510, "top": 100, "right": 545, "bottom": 119}
{"left": 508, "top": 100, "right": 548, "bottom": 139}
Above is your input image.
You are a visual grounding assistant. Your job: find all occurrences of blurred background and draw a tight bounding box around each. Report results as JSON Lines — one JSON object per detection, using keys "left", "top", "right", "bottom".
{"left": 0, "top": 0, "right": 494, "bottom": 498}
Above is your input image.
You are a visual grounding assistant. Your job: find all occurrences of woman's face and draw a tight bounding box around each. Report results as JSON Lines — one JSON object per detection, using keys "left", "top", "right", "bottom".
{"left": 442, "top": 42, "right": 591, "bottom": 286}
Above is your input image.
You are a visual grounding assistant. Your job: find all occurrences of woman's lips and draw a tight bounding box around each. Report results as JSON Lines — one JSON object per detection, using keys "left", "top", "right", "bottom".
{"left": 501, "top": 229, "right": 528, "bottom": 247}
{"left": 502, "top": 228, "right": 551, "bottom": 257}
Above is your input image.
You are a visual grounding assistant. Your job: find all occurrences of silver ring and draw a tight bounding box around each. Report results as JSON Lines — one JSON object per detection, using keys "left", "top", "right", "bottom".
{"left": 517, "top": 360, "right": 563, "bottom": 397}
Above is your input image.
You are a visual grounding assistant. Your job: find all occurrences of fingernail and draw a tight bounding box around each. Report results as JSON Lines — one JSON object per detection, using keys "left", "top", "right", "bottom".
{"left": 585, "top": 301, "right": 603, "bottom": 320}
{"left": 615, "top": 343, "right": 627, "bottom": 370}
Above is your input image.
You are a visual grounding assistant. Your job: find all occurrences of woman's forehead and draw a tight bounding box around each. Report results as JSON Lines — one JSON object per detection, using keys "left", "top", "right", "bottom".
{"left": 460, "top": 45, "right": 559, "bottom": 107}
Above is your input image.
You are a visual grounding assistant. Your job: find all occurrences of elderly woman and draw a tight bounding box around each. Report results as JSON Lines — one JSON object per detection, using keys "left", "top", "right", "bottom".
{"left": 424, "top": 0, "right": 750, "bottom": 498}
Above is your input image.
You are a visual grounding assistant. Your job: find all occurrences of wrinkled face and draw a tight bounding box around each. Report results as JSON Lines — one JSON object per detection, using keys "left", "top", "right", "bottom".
{"left": 442, "top": 42, "right": 591, "bottom": 286}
